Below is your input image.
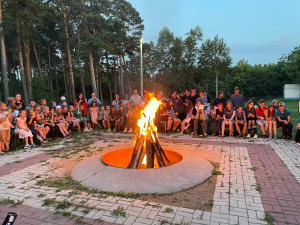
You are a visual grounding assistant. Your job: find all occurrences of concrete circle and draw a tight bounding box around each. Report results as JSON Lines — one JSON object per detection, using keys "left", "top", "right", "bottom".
{"left": 71, "top": 143, "right": 213, "bottom": 194}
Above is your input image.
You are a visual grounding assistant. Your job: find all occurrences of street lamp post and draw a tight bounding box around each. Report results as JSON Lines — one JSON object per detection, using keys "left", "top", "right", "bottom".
{"left": 140, "top": 38, "right": 143, "bottom": 97}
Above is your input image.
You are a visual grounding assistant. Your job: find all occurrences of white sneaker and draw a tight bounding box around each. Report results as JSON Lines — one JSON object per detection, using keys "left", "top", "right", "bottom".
{"left": 184, "top": 126, "right": 189, "bottom": 131}
{"left": 83, "top": 127, "right": 89, "bottom": 133}
{"left": 123, "top": 128, "right": 127, "bottom": 132}
{"left": 24, "top": 144, "right": 31, "bottom": 149}
{"left": 247, "top": 134, "right": 251, "bottom": 138}
{"left": 128, "top": 128, "right": 133, "bottom": 133}
{"left": 89, "top": 128, "right": 93, "bottom": 132}
{"left": 254, "top": 134, "right": 258, "bottom": 139}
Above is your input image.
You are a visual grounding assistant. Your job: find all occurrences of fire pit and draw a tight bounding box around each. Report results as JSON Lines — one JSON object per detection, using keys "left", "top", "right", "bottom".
{"left": 71, "top": 94, "right": 214, "bottom": 194}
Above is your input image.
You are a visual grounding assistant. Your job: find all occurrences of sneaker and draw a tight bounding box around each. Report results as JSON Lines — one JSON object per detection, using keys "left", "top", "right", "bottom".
{"left": 24, "top": 144, "right": 31, "bottom": 149}
{"left": 191, "top": 132, "right": 195, "bottom": 135}
{"left": 83, "top": 127, "right": 89, "bottom": 133}
{"left": 204, "top": 133, "right": 207, "bottom": 137}
{"left": 247, "top": 134, "right": 251, "bottom": 138}
{"left": 30, "top": 143, "right": 37, "bottom": 148}
{"left": 128, "top": 128, "right": 133, "bottom": 133}
{"left": 0, "top": 151, "right": 5, "bottom": 155}
{"left": 262, "top": 135, "right": 266, "bottom": 139}
{"left": 184, "top": 126, "right": 189, "bottom": 131}
{"left": 274, "top": 135, "right": 278, "bottom": 140}
{"left": 123, "top": 128, "right": 127, "bottom": 132}
{"left": 107, "top": 128, "right": 111, "bottom": 132}
{"left": 89, "top": 128, "right": 93, "bottom": 132}
{"left": 269, "top": 134, "right": 272, "bottom": 140}
{"left": 113, "top": 128, "right": 116, "bottom": 132}
{"left": 254, "top": 134, "right": 258, "bottom": 139}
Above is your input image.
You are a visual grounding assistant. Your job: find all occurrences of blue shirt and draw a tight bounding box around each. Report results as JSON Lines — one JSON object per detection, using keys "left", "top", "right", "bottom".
{"left": 275, "top": 109, "right": 290, "bottom": 121}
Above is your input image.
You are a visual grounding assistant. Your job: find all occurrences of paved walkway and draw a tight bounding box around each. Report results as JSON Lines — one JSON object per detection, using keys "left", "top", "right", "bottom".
{"left": 0, "top": 132, "right": 299, "bottom": 225}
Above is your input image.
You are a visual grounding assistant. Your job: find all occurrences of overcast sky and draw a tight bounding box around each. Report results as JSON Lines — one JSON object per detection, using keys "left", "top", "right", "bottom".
{"left": 128, "top": 0, "right": 300, "bottom": 65}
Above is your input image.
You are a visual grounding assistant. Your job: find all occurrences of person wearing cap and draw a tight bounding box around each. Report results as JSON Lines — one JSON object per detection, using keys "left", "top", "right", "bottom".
{"left": 59, "top": 96, "right": 69, "bottom": 108}
{"left": 276, "top": 102, "right": 293, "bottom": 139}
{"left": 215, "top": 91, "right": 227, "bottom": 109}
{"left": 230, "top": 87, "right": 244, "bottom": 110}
{"left": 221, "top": 101, "right": 236, "bottom": 138}
{"left": 255, "top": 99, "right": 268, "bottom": 138}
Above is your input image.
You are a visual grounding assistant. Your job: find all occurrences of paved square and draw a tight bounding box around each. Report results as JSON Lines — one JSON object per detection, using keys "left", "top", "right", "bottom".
{"left": 0, "top": 132, "right": 299, "bottom": 225}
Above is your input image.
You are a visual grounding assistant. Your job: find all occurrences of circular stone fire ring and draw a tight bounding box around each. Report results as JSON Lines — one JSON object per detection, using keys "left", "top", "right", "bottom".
{"left": 71, "top": 144, "right": 213, "bottom": 194}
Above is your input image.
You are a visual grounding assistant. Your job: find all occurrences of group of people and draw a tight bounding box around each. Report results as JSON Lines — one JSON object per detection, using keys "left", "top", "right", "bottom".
{"left": 0, "top": 88, "right": 299, "bottom": 154}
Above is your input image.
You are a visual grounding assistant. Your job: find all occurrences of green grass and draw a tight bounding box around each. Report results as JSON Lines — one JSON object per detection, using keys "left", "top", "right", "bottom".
{"left": 265, "top": 98, "right": 299, "bottom": 138}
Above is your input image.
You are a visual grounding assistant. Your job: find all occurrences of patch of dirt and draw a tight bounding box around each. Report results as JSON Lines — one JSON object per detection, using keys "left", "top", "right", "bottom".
{"left": 139, "top": 173, "right": 218, "bottom": 211}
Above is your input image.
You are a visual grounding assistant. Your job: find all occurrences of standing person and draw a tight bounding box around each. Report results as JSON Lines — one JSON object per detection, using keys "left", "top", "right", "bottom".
{"left": 215, "top": 91, "right": 227, "bottom": 109}
{"left": 196, "top": 91, "right": 207, "bottom": 108}
{"left": 190, "top": 89, "right": 198, "bottom": 106}
{"left": 123, "top": 94, "right": 130, "bottom": 105}
{"left": 256, "top": 99, "right": 268, "bottom": 138}
{"left": 276, "top": 102, "right": 293, "bottom": 139}
{"left": 230, "top": 87, "right": 244, "bottom": 110}
{"left": 0, "top": 102, "right": 12, "bottom": 154}
{"left": 170, "top": 91, "right": 183, "bottom": 114}
{"left": 15, "top": 94, "right": 25, "bottom": 110}
{"left": 266, "top": 104, "right": 277, "bottom": 140}
{"left": 130, "top": 90, "right": 142, "bottom": 108}
{"left": 90, "top": 102, "right": 99, "bottom": 129}
{"left": 112, "top": 94, "right": 120, "bottom": 111}
{"left": 16, "top": 110, "right": 34, "bottom": 149}
{"left": 246, "top": 101, "right": 257, "bottom": 139}
{"left": 75, "top": 93, "right": 88, "bottom": 116}
{"left": 221, "top": 101, "right": 236, "bottom": 138}
{"left": 88, "top": 93, "right": 101, "bottom": 107}
{"left": 235, "top": 106, "right": 247, "bottom": 137}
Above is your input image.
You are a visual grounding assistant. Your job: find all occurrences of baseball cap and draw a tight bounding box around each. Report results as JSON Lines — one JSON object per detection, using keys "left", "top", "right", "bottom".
{"left": 56, "top": 105, "right": 62, "bottom": 110}
{"left": 61, "top": 96, "right": 66, "bottom": 101}
{"left": 279, "top": 102, "right": 286, "bottom": 107}
{"left": 234, "top": 87, "right": 239, "bottom": 90}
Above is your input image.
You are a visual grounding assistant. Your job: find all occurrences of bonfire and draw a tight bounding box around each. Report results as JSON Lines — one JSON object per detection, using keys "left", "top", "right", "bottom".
{"left": 127, "top": 94, "right": 171, "bottom": 169}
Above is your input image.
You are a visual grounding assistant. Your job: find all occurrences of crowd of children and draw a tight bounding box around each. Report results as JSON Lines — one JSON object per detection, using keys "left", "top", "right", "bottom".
{"left": 0, "top": 88, "right": 299, "bottom": 154}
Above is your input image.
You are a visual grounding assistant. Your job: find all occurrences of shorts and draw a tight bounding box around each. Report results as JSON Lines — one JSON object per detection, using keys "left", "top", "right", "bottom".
{"left": 256, "top": 120, "right": 267, "bottom": 126}
{"left": 183, "top": 118, "right": 192, "bottom": 124}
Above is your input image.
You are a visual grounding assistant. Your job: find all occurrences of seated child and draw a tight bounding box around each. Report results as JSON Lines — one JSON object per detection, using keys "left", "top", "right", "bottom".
{"left": 16, "top": 110, "right": 35, "bottom": 149}
{"left": 235, "top": 106, "right": 247, "bottom": 137}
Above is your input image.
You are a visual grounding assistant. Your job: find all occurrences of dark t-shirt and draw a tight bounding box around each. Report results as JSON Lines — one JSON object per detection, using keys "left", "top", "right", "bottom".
{"left": 216, "top": 109, "right": 224, "bottom": 117}
{"left": 118, "top": 110, "right": 125, "bottom": 120}
{"left": 215, "top": 97, "right": 227, "bottom": 108}
{"left": 275, "top": 109, "right": 290, "bottom": 121}
{"left": 110, "top": 111, "right": 118, "bottom": 120}
{"left": 26, "top": 117, "right": 36, "bottom": 130}
{"left": 15, "top": 101, "right": 25, "bottom": 110}
{"left": 190, "top": 95, "right": 198, "bottom": 106}
{"left": 224, "top": 108, "right": 234, "bottom": 119}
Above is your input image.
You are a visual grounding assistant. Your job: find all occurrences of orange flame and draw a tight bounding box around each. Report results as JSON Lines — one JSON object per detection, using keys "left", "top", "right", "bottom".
{"left": 135, "top": 93, "right": 161, "bottom": 168}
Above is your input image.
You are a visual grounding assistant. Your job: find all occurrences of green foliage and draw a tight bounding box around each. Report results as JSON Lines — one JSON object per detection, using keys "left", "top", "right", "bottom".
{"left": 111, "top": 206, "right": 126, "bottom": 217}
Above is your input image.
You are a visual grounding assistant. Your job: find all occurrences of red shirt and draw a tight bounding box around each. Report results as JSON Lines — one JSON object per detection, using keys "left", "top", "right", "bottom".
{"left": 255, "top": 107, "right": 267, "bottom": 120}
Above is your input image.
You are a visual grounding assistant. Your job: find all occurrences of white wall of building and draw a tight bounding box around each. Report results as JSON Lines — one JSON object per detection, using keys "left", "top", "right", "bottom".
{"left": 284, "top": 84, "right": 300, "bottom": 100}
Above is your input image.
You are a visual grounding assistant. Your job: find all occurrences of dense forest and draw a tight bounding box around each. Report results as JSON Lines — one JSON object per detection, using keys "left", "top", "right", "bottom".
{"left": 0, "top": 0, "right": 299, "bottom": 104}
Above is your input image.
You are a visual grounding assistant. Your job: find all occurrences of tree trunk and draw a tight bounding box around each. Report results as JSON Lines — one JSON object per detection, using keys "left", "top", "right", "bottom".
{"left": 88, "top": 51, "right": 97, "bottom": 96}
{"left": 59, "top": 46, "right": 68, "bottom": 96}
{"left": 123, "top": 57, "right": 132, "bottom": 95}
{"left": 23, "top": 36, "right": 32, "bottom": 100}
{"left": 33, "top": 43, "right": 42, "bottom": 78}
{"left": 113, "top": 58, "right": 117, "bottom": 96}
{"left": 106, "top": 55, "right": 112, "bottom": 103}
{"left": 75, "top": 42, "right": 86, "bottom": 99}
{"left": 119, "top": 55, "right": 124, "bottom": 98}
{"left": 96, "top": 65, "right": 103, "bottom": 104}
{"left": 0, "top": 0, "right": 9, "bottom": 102}
{"left": 61, "top": 2, "right": 75, "bottom": 101}
{"left": 47, "top": 44, "right": 53, "bottom": 95}
{"left": 16, "top": 21, "right": 29, "bottom": 104}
